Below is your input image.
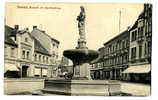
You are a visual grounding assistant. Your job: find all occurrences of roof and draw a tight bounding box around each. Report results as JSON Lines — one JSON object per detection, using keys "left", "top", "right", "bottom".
{"left": 103, "top": 29, "right": 129, "bottom": 46}
{"left": 90, "top": 56, "right": 103, "bottom": 64}
{"left": 138, "top": 11, "right": 145, "bottom": 20}
{"left": 5, "top": 25, "right": 18, "bottom": 47}
{"left": 38, "top": 29, "right": 60, "bottom": 44}
{"left": 129, "top": 21, "right": 138, "bottom": 31}
{"left": 34, "top": 37, "right": 51, "bottom": 56}
{"left": 129, "top": 10, "right": 145, "bottom": 31}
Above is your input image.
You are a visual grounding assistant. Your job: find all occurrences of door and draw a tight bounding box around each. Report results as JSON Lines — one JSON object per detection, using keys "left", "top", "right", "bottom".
{"left": 22, "top": 66, "right": 28, "bottom": 77}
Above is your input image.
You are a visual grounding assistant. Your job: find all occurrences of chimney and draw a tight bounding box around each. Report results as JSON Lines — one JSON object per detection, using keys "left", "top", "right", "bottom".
{"left": 33, "top": 26, "right": 37, "bottom": 29}
{"left": 14, "top": 25, "right": 19, "bottom": 30}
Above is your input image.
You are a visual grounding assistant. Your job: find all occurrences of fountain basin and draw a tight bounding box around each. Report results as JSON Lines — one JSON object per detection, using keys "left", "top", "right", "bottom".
{"left": 63, "top": 49, "right": 99, "bottom": 64}
{"left": 42, "top": 79, "right": 121, "bottom": 96}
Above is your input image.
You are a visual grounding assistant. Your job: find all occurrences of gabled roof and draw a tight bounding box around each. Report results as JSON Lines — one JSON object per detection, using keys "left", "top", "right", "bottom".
{"left": 5, "top": 25, "right": 18, "bottom": 47}
{"left": 34, "top": 37, "right": 51, "bottom": 56}
{"left": 32, "top": 29, "right": 60, "bottom": 44}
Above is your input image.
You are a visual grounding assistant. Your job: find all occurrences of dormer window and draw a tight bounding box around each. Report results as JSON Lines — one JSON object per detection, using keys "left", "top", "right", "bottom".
{"left": 25, "top": 38, "right": 28, "bottom": 42}
{"left": 53, "top": 44, "right": 55, "bottom": 47}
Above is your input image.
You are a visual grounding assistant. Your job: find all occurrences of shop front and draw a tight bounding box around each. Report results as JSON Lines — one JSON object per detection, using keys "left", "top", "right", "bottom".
{"left": 122, "top": 64, "right": 151, "bottom": 83}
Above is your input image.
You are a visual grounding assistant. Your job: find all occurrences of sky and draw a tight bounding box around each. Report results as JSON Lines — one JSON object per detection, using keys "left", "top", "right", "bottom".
{"left": 5, "top": 2, "right": 144, "bottom": 60}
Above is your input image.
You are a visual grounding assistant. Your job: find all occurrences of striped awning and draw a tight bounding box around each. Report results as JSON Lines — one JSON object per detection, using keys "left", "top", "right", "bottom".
{"left": 4, "top": 64, "right": 19, "bottom": 73}
{"left": 122, "top": 64, "right": 151, "bottom": 73}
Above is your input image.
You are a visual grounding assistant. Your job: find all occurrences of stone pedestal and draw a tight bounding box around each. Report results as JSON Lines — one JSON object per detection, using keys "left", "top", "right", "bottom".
{"left": 74, "top": 63, "right": 91, "bottom": 80}
{"left": 42, "top": 80, "right": 121, "bottom": 96}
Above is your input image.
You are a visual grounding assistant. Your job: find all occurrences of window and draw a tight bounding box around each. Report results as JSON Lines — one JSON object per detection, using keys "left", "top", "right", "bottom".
{"left": 145, "top": 43, "right": 147, "bottom": 55}
{"left": 131, "top": 30, "right": 137, "bottom": 41}
{"left": 149, "top": 18, "right": 152, "bottom": 33}
{"left": 117, "top": 43, "right": 119, "bottom": 50}
{"left": 46, "top": 57, "right": 48, "bottom": 63}
{"left": 125, "top": 55, "right": 128, "bottom": 63}
{"left": 35, "top": 54, "right": 37, "bottom": 61}
{"left": 131, "top": 47, "right": 136, "bottom": 59}
{"left": 53, "top": 44, "right": 55, "bottom": 48}
{"left": 22, "top": 50, "right": 25, "bottom": 59}
{"left": 122, "top": 41, "right": 125, "bottom": 49}
{"left": 138, "top": 27, "right": 143, "bottom": 38}
{"left": 148, "top": 41, "right": 151, "bottom": 56}
{"left": 139, "top": 45, "right": 142, "bottom": 58}
{"left": 43, "top": 56, "right": 45, "bottom": 62}
{"left": 119, "top": 41, "right": 122, "bottom": 49}
{"left": 25, "top": 38, "right": 28, "bottom": 42}
{"left": 39, "top": 55, "right": 41, "bottom": 61}
{"left": 4, "top": 46, "right": 7, "bottom": 56}
{"left": 126, "top": 40, "right": 128, "bottom": 47}
{"left": 10, "top": 48, "right": 15, "bottom": 57}
{"left": 26, "top": 51, "right": 29, "bottom": 59}
{"left": 113, "top": 45, "right": 115, "bottom": 52}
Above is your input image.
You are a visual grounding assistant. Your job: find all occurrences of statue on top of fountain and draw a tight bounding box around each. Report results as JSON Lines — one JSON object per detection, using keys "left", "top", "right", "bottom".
{"left": 76, "top": 6, "right": 87, "bottom": 49}
{"left": 77, "top": 6, "right": 86, "bottom": 40}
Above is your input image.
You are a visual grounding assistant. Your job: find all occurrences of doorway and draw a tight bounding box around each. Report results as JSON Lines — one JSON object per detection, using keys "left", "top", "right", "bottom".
{"left": 22, "top": 66, "right": 29, "bottom": 77}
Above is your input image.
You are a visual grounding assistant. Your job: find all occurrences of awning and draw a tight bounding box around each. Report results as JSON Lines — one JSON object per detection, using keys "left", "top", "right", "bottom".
{"left": 122, "top": 64, "right": 151, "bottom": 74}
{"left": 4, "top": 64, "right": 19, "bottom": 73}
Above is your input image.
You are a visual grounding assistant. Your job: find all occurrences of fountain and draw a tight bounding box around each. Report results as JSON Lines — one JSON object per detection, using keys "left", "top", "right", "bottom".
{"left": 63, "top": 6, "right": 99, "bottom": 80}
{"left": 42, "top": 6, "right": 120, "bottom": 96}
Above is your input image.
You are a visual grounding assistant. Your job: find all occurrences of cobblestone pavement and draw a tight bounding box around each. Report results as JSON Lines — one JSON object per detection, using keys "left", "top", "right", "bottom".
{"left": 120, "top": 81, "right": 151, "bottom": 96}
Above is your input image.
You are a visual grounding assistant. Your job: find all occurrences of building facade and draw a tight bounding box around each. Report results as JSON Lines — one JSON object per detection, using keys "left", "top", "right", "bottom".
{"left": 4, "top": 25, "right": 59, "bottom": 78}
{"left": 90, "top": 47, "right": 104, "bottom": 80}
{"left": 123, "top": 4, "right": 152, "bottom": 82}
{"left": 91, "top": 29, "right": 130, "bottom": 80}
{"left": 90, "top": 4, "right": 152, "bottom": 82}
{"left": 30, "top": 26, "right": 60, "bottom": 77}
{"left": 4, "top": 25, "right": 19, "bottom": 78}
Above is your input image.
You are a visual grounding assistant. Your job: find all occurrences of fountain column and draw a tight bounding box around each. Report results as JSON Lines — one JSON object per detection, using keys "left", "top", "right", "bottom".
{"left": 63, "top": 6, "right": 99, "bottom": 80}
